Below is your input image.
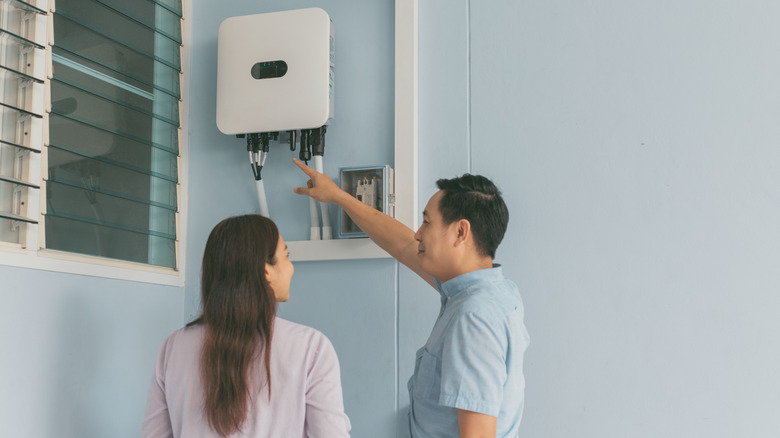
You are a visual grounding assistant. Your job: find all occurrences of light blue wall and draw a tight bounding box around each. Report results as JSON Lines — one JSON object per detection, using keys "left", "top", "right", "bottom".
{"left": 468, "top": 1, "right": 780, "bottom": 437}
{"left": 2, "top": 1, "right": 780, "bottom": 437}
{"left": 0, "top": 266, "right": 182, "bottom": 437}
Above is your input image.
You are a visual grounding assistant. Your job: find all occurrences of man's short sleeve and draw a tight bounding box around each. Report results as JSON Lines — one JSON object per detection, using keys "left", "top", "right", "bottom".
{"left": 438, "top": 310, "right": 507, "bottom": 416}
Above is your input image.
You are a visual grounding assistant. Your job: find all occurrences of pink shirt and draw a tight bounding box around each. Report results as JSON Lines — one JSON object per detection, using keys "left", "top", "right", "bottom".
{"left": 142, "top": 317, "right": 351, "bottom": 437}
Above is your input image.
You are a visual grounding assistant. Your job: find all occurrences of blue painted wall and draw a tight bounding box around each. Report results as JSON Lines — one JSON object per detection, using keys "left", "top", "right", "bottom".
{"left": 469, "top": 1, "right": 780, "bottom": 437}
{"left": 0, "top": 265, "right": 182, "bottom": 437}
{"left": 2, "top": 1, "right": 780, "bottom": 437}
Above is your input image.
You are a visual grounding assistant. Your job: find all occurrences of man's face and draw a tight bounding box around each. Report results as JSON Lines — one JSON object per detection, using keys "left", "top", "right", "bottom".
{"left": 414, "top": 190, "right": 457, "bottom": 279}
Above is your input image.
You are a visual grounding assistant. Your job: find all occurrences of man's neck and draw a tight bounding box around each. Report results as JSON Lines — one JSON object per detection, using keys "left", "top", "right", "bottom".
{"left": 438, "top": 257, "right": 494, "bottom": 283}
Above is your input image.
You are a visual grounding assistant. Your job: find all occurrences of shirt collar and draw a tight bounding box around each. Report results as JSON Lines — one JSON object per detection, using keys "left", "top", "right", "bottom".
{"left": 435, "top": 264, "right": 504, "bottom": 300}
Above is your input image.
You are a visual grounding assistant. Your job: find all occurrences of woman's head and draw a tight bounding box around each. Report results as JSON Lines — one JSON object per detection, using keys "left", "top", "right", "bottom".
{"left": 265, "top": 233, "right": 294, "bottom": 302}
{"left": 196, "top": 214, "right": 291, "bottom": 436}
{"left": 201, "top": 214, "right": 292, "bottom": 319}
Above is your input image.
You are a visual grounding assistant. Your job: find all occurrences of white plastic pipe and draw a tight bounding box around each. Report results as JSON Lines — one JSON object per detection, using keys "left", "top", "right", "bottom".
{"left": 255, "top": 179, "right": 270, "bottom": 218}
{"left": 312, "top": 155, "right": 332, "bottom": 239}
{"left": 309, "top": 196, "right": 320, "bottom": 240}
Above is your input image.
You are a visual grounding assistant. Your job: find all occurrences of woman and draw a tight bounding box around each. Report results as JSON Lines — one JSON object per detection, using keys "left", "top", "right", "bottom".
{"left": 142, "top": 215, "right": 351, "bottom": 437}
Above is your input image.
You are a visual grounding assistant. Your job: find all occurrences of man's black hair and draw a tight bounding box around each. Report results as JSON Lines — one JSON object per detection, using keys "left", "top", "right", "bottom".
{"left": 436, "top": 174, "right": 509, "bottom": 259}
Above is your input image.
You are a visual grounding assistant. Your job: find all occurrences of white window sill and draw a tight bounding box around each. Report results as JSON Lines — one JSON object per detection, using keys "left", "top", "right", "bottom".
{"left": 0, "top": 244, "right": 183, "bottom": 286}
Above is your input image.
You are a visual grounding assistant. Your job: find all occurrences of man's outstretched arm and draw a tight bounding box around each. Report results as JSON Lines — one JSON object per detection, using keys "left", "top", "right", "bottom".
{"left": 292, "top": 158, "right": 435, "bottom": 288}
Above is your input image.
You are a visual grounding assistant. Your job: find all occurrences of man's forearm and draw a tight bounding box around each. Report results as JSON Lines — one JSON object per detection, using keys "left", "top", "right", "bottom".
{"left": 332, "top": 189, "right": 414, "bottom": 256}
{"left": 293, "top": 158, "right": 433, "bottom": 285}
{"left": 329, "top": 183, "right": 432, "bottom": 284}
{"left": 457, "top": 409, "right": 497, "bottom": 438}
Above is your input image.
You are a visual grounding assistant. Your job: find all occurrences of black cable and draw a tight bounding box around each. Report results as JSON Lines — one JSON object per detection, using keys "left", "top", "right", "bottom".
{"left": 299, "top": 129, "right": 311, "bottom": 163}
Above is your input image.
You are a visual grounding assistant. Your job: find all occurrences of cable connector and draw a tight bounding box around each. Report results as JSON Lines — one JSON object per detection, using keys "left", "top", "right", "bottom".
{"left": 247, "top": 133, "right": 265, "bottom": 181}
{"left": 287, "top": 130, "right": 297, "bottom": 151}
{"left": 299, "top": 129, "right": 311, "bottom": 163}
{"left": 311, "top": 125, "right": 327, "bottom": 156}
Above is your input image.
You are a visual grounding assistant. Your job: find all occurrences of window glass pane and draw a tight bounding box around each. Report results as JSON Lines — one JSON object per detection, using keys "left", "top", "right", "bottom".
{"left": 0, "top": 149, "right": 17, "bottom": 242}
{"left": 46, "top": 179, "right": 175, "bottom": 235}
{"left": 4, "top": 0, "right": 47, "bottom": 15}
{"left": 152, "top": 60, "right": 181, "bottom": 100}
{"left": 48, "top": 114, "right": 177, "bottom": 180}
{"left": 0, "top": 31, "right": 44, "bottom": 76}
{"left": 0, "top": 143, "right": 22, "bottom": 182}
{"left": 0, "top": 177, "right": 36, "bottom": 243}
{"left": 153, "top": 4, "right": 182, "bottom": 42}
{"left": 0, "top": 27, "right": 42, "bottom": 49}
{"left": 153, "top": 32, "right": 181, "bottom": 71}
{"left": 53, "top": 47, "right": 178, "bottom": 100}
{"left": 0, "top": 64, "right": 42, "bottom": 84}
{"left": 69, "top": 0, "right": 181, "bottom": 43}
{"left": 152, "top": 0, "right": 182, "bottom": 16}
{"left": 55, "top": 0, "right": 181, "bottom": 69}
{"left": 48, "top": 148, "right": 177, "bottom": 210}
{"left": 0, "top": 216, "right": 20, "bottom": 243}
{"left": 50, "top": 80, "right": 179, "bottom": 151}
{"left": 0, "top": 0, "right": 46, "bottom": 40}
{"left": 53, "top": 15, "right": 180, "bottom": 87}
{"left": 0, "top": 144, "right": 14, "bottom": 179}
{"left": 0, "top": 69, "right": 45, "bottom": 115}
{"left": 52, "top": 57, "right": 179, "bottom": 125}
{"left": 45, "top": 214, "right": 176, "bottom": 268}
{"left": 0, "top": 107, "right": 22, "bottom": 146}
{"left": 0, "top": 105, "right": 40, "bottom": 149}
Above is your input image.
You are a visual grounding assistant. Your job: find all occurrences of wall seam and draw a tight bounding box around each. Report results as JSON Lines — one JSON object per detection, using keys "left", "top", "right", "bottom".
{"left": 394, "top": 261, "right": 400, "bottom": 416}
{"left": 466, "top": 0, "right": 472, "bottom": 173}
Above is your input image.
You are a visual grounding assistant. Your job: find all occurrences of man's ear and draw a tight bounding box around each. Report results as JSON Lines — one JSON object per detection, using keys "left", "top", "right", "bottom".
{"left": 453, "top": 219, "right": 471, "bottom": 247}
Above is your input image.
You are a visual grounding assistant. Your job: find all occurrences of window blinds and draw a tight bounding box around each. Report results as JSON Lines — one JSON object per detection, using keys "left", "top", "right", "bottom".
{"left": 0, "top": 0, "right": 48, "bottom": 244}
{"left": 44, "top": 0, "right": 182, "bottom": 268}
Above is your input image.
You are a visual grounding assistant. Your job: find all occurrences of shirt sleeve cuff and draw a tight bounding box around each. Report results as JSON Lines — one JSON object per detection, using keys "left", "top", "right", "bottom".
{"left": 439, "top": 394, "right": 499, "bottom": 417}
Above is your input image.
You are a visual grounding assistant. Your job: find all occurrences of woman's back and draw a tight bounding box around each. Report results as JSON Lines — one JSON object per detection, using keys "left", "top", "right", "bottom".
{"left": 142, "top": 317, "right": 351, "bottom": 437}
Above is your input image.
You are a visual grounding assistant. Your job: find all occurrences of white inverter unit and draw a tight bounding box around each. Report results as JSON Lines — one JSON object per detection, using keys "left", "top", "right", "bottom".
{"left": 216, "top": 8, "right": 334, "bottom": 135}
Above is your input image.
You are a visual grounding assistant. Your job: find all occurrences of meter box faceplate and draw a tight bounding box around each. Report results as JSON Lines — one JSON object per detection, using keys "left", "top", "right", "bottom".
{"left": 339, "top": 165, "right": 394, "bottom": 238}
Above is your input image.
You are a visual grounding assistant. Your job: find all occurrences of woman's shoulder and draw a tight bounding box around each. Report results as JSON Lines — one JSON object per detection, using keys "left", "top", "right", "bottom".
{"left": 275, "top": 317, "right": 325, "bottom": 338}
{"left": 273, "top": 317, "right": 335, "bottom": 352}
{"left": 171, "top": 323, "right": 204, "bottom": 340}
{"left": 157, "top": 324, "right": 204, "bottom": 354}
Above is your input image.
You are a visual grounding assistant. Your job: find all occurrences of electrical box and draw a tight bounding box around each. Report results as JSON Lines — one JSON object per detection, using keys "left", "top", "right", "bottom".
{"left": 216, "top": 8, "right": 335, "bottom": 135}
{"left": 339, "top": 166, "right": 394, "bottom": 238}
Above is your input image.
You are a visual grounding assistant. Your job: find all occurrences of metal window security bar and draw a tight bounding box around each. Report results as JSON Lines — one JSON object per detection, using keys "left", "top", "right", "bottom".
{"left": 44, "top": 0, "right": 183, "bottom": 268}
{"left": 0, "top": 0, "right": 48, "bottom": 247}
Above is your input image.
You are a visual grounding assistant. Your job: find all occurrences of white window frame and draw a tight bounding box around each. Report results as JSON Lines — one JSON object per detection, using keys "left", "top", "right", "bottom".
{"left": 0, "top": 0, "right": 191, "bottom": 286}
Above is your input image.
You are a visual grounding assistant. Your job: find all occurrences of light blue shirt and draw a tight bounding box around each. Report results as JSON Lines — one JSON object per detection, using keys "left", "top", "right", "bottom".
{"left": 407, "top": 266, "right": 530, "bottom": 438}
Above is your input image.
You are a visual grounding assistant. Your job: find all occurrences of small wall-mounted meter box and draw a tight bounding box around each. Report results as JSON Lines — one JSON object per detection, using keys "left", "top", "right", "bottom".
{"left": 339, "top": 165, "right": 394, "bottom": 238}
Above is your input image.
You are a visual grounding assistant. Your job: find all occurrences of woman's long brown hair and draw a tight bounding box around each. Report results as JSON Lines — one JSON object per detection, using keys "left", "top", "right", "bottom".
{"left": 187, "top": 215, "right": 279, "bottom": 436}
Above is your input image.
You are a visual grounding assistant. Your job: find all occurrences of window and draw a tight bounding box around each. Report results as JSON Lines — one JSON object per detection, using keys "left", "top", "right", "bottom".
{"left": 0, "top": 0, "right": 46, "bottom": 248}
{"left": 0, "top": 0, "right": 183, "bottom": 271}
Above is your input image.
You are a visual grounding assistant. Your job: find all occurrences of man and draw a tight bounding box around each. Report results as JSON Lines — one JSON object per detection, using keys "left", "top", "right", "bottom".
{"left": 293, "top": 158, "right": 529, "bottom": 438}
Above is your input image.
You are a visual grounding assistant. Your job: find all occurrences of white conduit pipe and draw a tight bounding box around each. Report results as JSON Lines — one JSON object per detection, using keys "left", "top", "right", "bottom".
{"left": 309, "top": 196, "right": 320, "bottom": 240}
{"left": 255, "top": 179, "right": 270, "bottom": 218}
{"left": 312, "top": 155, "right": 332, "bottom": 240}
